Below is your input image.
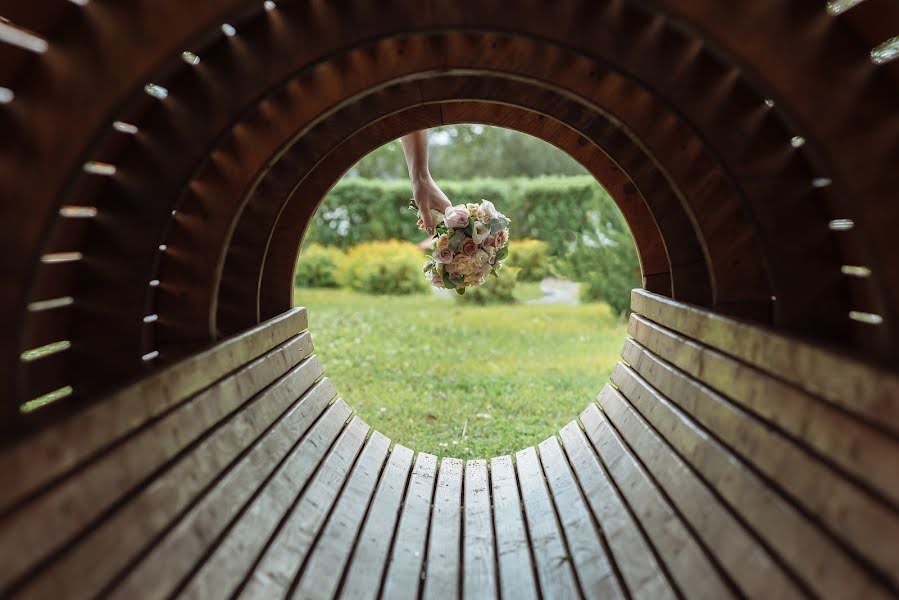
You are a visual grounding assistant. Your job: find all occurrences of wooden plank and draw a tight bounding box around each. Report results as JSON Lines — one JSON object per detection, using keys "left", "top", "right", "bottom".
{"left": 102, "top": 375, "right": 333, "bottom": 600}
{"left": 514, "top": 446, "right": 580, "bottom": 599}
{"left": 339, "top": 445, "right": 415, "bottom": 600}
{"left": 490, "top": 455, "right": 537, "bottom": 600}
{"left": 20, "top": 346, "right": 72, "bottom": 402}
{"left": 628, "top": 313, "right": 899, "bottom": 508}
{"left": 422, "top": 457, "right": 464, "bottom": 600}
{"left": 580, "top": 400, "right": 735, "bottom": 600}
{"left": 538, "top": 435, "right": 625, "bottom": 599}
{"left": 240, "top": 415, "right": 370, "bottom": 598}
{"left": 559, "top": 420, "right": 676, "bottom": 600}
{"left": 0, "top": 308, "right": 308, "bottom": 515}
{"left": 292, "top": 430, "right": 391, "bottom": 600}
{"left": 608, "top": 367, "right": 893, "bottom": 599}
{"left": 631, "top": 289, "right": 899, "bottom": 435}
{"left": 0, "top": 334, "right": 314, "bottom": 595}
{"left": 621, "top": 338, "right": 899, "bottom": 586}
{"left": 462, "top": 459, "right": 497, "bottom": 600}
{"left": 179, "top": 399, "right": 353, "bottom": 600}
{"left": 380, "top": 452, "right": 438, "bottom": 600}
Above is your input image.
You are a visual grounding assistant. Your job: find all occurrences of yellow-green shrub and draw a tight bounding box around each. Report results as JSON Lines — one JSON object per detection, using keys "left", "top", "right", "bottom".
{"left": 456, "top": 267, "right": 519, "bottom": 305}
{"left": 507, "top": 238, "right": 551, "bottom": 282}
{"left": 335, "top": 240, "right": 430, "bottom": 295}
{"left": 295, "top": 243, "right": 344, "bottom": 288}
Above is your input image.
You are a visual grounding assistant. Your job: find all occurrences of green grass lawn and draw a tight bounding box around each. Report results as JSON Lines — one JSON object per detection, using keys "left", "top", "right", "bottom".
{"left": 293, "top": 287, "right": 627, "bottom": 460}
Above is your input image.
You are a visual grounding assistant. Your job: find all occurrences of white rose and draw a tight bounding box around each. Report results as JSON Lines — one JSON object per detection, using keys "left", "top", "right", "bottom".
{"left": 476, "top": 200, "right": 498, "bottom": 224}
{"left": 472, "top": 221, "right": 490, "bottom": 244}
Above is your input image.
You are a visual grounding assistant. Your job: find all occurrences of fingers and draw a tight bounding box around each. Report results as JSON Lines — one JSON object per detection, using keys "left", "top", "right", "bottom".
{"left": 420, "top": 208, "right": 435, "bottom": 236}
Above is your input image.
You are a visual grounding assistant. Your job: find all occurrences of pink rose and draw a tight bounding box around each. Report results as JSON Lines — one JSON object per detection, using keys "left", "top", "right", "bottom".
{"left": 461, "top": 238, "right": 478, "bottom": 257}
{"left": 433, "top": 248, "right": 454, "bottom": 263}
{"left": 428, "top": 270, "right": 444, "bottom": 287}
{"left": 494, "top": 229, "right": 508, "bottom": 248}
{"left": 444, "top": 205, "right": 470, "bottom": 229}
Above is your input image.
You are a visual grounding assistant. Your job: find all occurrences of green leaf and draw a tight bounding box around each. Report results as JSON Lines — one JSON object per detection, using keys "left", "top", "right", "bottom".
{"left": 456, "top": 287, "right": 466, "bottom": 295}
{"left": 442, "top": 270, "right": 456, "bottom": 289}
{"left": 489, "top": 217, "right": 507, "bottom": 233}
{"left": 490, "top": 269, "right": 499, "bottom": 278}
{"left": 496, "top": 246, "right": 509, "bottom": 261}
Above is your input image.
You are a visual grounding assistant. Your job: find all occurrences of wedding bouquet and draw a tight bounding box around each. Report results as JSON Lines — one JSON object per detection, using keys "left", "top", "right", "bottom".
{"left": 417, "top": 200, "right": 511, "bottom": 294}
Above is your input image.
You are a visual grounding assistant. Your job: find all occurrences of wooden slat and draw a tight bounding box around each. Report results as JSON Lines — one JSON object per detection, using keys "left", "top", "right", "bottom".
{"left": 631, "top": 289, "right": 899, "bottom": 435}
{"left": 19, "top": 346, "right": 71, "bottom": 402}
{"left": 580, "top": 401, "right": 735, "bottom": 600}
{"left": 489, "top": 455, "right": 538, "bottom": 600}
{"left": 179, "top": 399, "right": 353, "bottom": 599}
{"left": 21, "top": 303, "right": 71, "bottom": 352}
{"left": 381, "top": 452, "right": 438, "bottom": 600}
{"left": 105, "top": 375, "right": 334, "bottom": 600}
{"left": 622, "top": 337, "right": 899, "bottom": 586}
{"left": 608, "top": 367, "right": 893, "bottom": 599}
{"left": 423, "top": 457, "right": 464, "bottom": 600}
{"left": 0, "top": 307, "right": 308, "bottom": 514}
{"left": 241, "top": 416, "right": 370, "bottom": 598}
{"left": 340, "top": 445, "right": 415, "bottom": 600}
{"left": 628, "top": 313, "right": 899, "bottom": 508}
{"left": 538, "top": 435, "right": 624, "bottom": 598}
{"left": 292, "top": 430, "right": 391, "bottom": 600}
{"left": 515, "top": 446, "right": 580, "bottom": 599}
{"left": 462, "top": 459, "right": 497, "bottom": 600}
{"left": 0, "top": 334, "right": 314, "bottom": 595}
{"left": 559, "top": 420, "right": 676, "bottom": 600}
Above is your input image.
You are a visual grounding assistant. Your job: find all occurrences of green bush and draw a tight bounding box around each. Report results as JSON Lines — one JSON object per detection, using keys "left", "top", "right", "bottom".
{"left": 456, "top": 267, "right": 519, "bottom": 305}
{"left": 566, "top": 229, "right": 641, "bottom": 315}
{"left": 507, "top": 239, "right": 551, "bottom": 282}
{"left": 295, "top": 244, "right": 344, "bottom": 287}
{"left": 335, "top": 240, "right": 430, "bottom": 295}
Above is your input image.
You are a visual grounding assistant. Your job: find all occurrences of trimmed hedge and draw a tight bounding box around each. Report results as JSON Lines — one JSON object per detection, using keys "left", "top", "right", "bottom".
{"left": 506, "top": 239, "right": 551, "bottom": 282}
{"left": 456, "top": 266, "right": 519, "bottom": 305}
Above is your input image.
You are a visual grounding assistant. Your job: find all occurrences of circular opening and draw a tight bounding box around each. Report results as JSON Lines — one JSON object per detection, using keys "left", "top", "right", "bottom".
{"left": 293, "top": 125, "right": 639, "bottom": 458}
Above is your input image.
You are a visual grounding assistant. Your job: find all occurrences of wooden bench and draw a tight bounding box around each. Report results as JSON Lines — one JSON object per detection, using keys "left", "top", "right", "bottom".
{"left": 1, "top": 293, "right": 897, "bottom": 599}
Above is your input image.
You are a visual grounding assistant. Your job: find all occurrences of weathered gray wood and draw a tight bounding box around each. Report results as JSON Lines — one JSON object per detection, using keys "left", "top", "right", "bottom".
{"left": 631, "top": 289, "right": 899, "bottom": 435}
{"left": 608, "top": 368, "right": 892, "bottom": 599}
{"left": 340, "top": 444, "right": 415, "bottom": 600}
{"left": 490, "top": 455, "right": 538, "bottom": 600}
{"left": 0, "top": 332, "right": 314, "bottom": 595}
{"left": 0, "top": 308, "right": 308, "bottom": 515}
{"left": 241, "top": 415, "right": 369, "bottom": 598}
{"left": 515, "top": 445, "right": 580, "bottom": 600}
{"left": 558, "top": 420, "right": 675, "bottom": 600}
{"left": 462, "top": 459, "right": 497, "bottom": 600}
{"left": 381, "top": 452, "right": 438, "bottom": 600}
{"left": 580, "top": 400, "right": 735, "bottom": 600}
{"left": 108, "top": 376, "right": 333, "bottom": 600}
{"left": 292, "top": 430, "right": 391, "bottom": 600}
{"left": 628, "top": 313, "right": 899, "bottom": 509}
{"left": 538, "top": 435, "right": 624, "bottom": 599}
{"left": 180, "top": 399, "right": 353, "bottom": 600}
{"left": 621, "top": 338, "right": 899, "bottom": 586}
{"left": 423, "top": 457, "right": 464, "bottom": 600}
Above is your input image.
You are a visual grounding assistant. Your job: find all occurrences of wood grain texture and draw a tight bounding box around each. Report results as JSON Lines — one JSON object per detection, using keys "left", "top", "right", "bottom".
{"left": 340, "top": 444, "right": 415, "bottom": 600}
{"left": 608, "top": 366, "right": 892, "bottom": 599}
{"left": 241, "top": 416, "right": 369, "bottom": 598}
{"left": 580, "top": 401, "right": 735, "bottom": 600}
{"left": 179, "top": 399, "right": 353, "bottom": 600}
{"left": 0, "top": 331, "right": 314, "bottom": 596}
{"left": 558, "top": 421, "right": 676, "bottom": 600}
{"left": 515, "top": 446, "right": 580, "bottom": 600}
{"left": 291, "top": 431, "right": 391, "bottom": 600}
{"left": 0, "top": 308, "right": 308, "bottom": 514}
{"left": 490, "top": 455, "right": 538, "bottom": 600}
{"left": 107, "top": 375, "right": 334, "bottom": 600}
{"left": 462, "top": 459, "right": 497, "bottom": 600}
{"left": 422, "top": 457, "right": 464, "bottom": 600}
{"left": 627, "top": 313, "right": 899, "bottom": 508}
{"left": 538, "top": 435, "right": 624, "bottom": 599}
{"left": 621, "top": 337, "right": 899, "bottom": 586}
{"left": 632, "top": 289, "right": 899, "bottom": 434}
{"left": 381, "top": 452, "right": 438, "bottom": 600}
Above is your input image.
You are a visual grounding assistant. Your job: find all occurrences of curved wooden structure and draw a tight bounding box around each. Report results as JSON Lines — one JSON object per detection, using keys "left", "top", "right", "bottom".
{"left": 1, "top": 1, "right": 897, "bottom": 598}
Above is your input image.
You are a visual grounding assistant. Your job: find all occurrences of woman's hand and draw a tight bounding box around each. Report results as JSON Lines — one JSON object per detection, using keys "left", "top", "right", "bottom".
{"left": 413, "top": 176, "right": 451, "bottom": 236}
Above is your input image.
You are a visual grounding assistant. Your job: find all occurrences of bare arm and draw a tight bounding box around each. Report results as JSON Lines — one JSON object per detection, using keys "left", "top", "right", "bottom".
{"left": 401, "top": 131, "right": 451, "bottom": 235}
